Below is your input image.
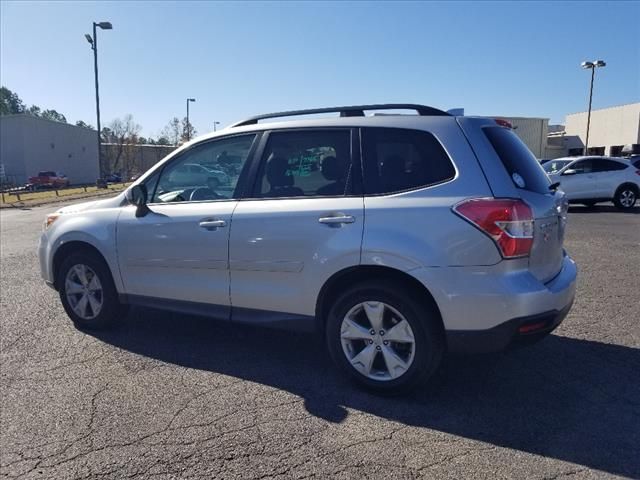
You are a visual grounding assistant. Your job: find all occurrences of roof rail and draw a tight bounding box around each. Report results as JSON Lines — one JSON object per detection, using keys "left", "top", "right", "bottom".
{"left": 230, "top": 103, "right": 450, "bottom": 127}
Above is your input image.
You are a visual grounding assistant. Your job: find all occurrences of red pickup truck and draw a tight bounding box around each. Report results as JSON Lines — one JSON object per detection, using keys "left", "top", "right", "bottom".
{"left": 28, "top": 171, "right": 70, "bottom": 188}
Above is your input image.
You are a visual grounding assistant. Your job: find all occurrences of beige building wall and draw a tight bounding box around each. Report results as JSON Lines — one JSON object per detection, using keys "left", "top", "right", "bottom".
{"left": 498, "top": 117, "right": 549, "bottom": 158}
{"left": 565, "top": 103, "right": 640, "bottom": 155}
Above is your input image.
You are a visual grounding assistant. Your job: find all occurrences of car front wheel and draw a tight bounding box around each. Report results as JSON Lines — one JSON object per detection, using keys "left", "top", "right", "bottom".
{"left": 57, "top": 251, "right": 128, "bottom": 330}
{"left": 326, "top": 281, "right": 444, "bottom": 394}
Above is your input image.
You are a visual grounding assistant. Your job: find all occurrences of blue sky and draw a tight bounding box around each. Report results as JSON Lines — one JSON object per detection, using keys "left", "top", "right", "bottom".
{"left": 1, "top": 1, "right": 638, "bottom": 138}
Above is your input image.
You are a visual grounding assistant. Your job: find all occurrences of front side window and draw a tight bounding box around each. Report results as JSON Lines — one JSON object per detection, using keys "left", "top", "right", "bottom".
{"left": 256, "top": 130, "right": 352, "bottom": 198}
{"left": 361, "top": 127, "right": 455, "bottom": 195}
{"left": 568, "top": 159, "right": 593, "bottom": 174}
{"left": 149, "top": 134, "right": 256, "bottom": 203}
{"left": 543, "top": 160, "right": 572, "bottom": 174}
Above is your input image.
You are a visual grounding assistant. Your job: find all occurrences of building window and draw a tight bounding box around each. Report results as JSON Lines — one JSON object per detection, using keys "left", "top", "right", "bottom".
{"left": 587, "top": 146, "right": 605, "bottom": 156}
{"left": 609, "top": 145, "right": 624, "bottom": 157}
{"left": 568, "top": 148, "right": 583, "bottom": 156}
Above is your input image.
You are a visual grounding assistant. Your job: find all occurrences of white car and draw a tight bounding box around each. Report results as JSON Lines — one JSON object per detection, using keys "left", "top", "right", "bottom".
{"left": 168, "top": 163, "right": 229, "bottom": 188}
{"left": 544, "top": 156, "right": 639, "bottom": 209}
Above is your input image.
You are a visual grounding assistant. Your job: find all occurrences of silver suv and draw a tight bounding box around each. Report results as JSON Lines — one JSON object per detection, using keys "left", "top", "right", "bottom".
{"left": 39, "top": 104, "right": 577, "bottom": 393}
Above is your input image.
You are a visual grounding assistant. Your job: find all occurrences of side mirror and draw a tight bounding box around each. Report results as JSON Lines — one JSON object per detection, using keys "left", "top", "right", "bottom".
{"left": 562, "top": 169, "right": 577, "bottom": 176}
{"left": 126, "top": 184, "right": 150, "bottom": 217}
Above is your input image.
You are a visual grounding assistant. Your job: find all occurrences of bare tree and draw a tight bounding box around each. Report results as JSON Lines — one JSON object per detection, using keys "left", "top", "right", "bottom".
{"left": 102, "top": 114, "right": 142, "bottom": 175}
{"left": 180, "top": 116, "right": 197, "bottom": 143}
{"left": 161, "top": 117, "right": 182, "bottom": 146}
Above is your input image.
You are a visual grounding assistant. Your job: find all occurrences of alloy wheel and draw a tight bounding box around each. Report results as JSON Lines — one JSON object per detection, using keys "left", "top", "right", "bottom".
{"left": 340, "top": 301, "right": 416, "bottom": 381}
{"left": 619, "top": 190, "right": 636, "bottom": 208}
{"left": 65, "top": 264, "right": 103, "bottom": 320}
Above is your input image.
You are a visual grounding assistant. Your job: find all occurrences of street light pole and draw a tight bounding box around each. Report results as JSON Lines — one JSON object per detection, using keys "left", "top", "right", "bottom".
{"left": 86, "top": 22, "right": 112, "bottom": 179}
{"left": 186, "top": 98, "right": 196, "bottom": 141}
{"left": 213, "top": 121, "right": 220, "bottom": 132}
{"left": 581, "top": 60, "right": 606, "bottom": 155}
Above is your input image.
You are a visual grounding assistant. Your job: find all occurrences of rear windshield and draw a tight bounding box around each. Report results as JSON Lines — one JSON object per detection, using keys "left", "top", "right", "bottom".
{"left": 484, "top": 126, "right": 551, "bottom": 194}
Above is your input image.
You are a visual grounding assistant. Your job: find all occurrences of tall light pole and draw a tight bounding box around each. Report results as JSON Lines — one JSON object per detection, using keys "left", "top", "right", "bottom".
{"left": 581, "top": 60, "right": 606, "bottom": 155}
{"left": 85, "top": 22, "right": 112, "bottom": 179}
{"left": 213, "top": 121, "right": 220, "bottom": 132}
{"left": 186, "top": 98, "right": 196, "bottom": 141}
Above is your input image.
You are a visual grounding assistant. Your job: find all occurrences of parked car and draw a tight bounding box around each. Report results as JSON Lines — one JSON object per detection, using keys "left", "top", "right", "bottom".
{"left": 103, "top": 173, "right": 122, "bottom": 183}
{"left": 28, "top": 171, "right": 70, "bottom": 189}
{"left": 625, "top": 155, "right": 640, "bottom": 169}
{"left": 543, "top": 156, "right": 639, "bottom": 209}
{"left": 166, "top": 163, "right": 229, "bottom": 188}
{"left": 39, "top": 104, "right": 577, "bottom": 393}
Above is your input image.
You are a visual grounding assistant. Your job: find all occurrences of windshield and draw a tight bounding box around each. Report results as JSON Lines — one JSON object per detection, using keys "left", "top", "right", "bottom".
{"left": 543, "top": 160, "right": 572, "bottom": 174}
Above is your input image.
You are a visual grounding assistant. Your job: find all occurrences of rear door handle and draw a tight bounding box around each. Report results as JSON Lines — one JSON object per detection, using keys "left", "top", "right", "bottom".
{"left": 318, "top": 214, "right": 355, "bottom": 226}
{"left": 199, "top": 219, "right": 227, "bottom": 230}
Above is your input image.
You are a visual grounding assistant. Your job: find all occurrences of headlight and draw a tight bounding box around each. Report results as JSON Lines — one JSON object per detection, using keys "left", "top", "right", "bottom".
{"left": 44, "top": 213, "right": 60, "bottom": 230}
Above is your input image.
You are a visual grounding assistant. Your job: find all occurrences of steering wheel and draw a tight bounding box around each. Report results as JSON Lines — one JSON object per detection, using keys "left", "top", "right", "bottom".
{"left": 189, "top": 187, "right": 223, "bottom": 201}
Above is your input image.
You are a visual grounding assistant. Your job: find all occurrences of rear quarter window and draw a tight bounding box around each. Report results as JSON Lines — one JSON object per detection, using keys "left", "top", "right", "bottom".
{"left": 361, "top": 128, "right": 456, "bottom": 195}
{"left": 484, "top": 126, "right": 551, "bottom": 194}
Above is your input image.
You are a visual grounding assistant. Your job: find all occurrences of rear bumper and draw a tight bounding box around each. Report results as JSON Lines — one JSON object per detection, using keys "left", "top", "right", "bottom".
{"left": 446, "top": 301, "right": 573, "bottom": 353}
{"left": 409, "top": 252, "right": 577, "bottom": 353}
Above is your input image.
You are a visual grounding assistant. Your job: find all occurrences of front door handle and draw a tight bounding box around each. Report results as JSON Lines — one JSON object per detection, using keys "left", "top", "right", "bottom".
{"left": 199, "top": 219, "right": 227, "bottom": 230}
{"left": 318, "top": 214, "right": 355, "bottom": 226}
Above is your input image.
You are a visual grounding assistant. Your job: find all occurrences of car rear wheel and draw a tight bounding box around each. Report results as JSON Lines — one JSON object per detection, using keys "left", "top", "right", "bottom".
{"left": 614, "top": 186, "right": 637, "bottom": 210}
{"left": 326, "top": 281, "right": 443, "bottom": 394}
{"left": 57, "top": 252, "right": 128, "bottom": 330}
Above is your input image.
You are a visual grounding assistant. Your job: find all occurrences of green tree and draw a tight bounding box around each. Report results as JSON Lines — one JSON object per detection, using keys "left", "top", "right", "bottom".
{"left": 27, "top": 105, "right": 41, "bottom": 117}
{"left": 41, "top": 109, "right": 67, "bottom": 123}
{"left": 0, "top": 86, "right": 26, "bottom": 115}
{"left": 75, "top": 120, "right": 94, "bottom": 129}
{"left": 155, "top": 136, "right": 170, "bottom": 146}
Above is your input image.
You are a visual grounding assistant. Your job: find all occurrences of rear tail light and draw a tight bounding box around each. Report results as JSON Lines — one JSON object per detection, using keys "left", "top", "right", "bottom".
{"left": 453, "top": 198, "right": 534, "bottom": 258}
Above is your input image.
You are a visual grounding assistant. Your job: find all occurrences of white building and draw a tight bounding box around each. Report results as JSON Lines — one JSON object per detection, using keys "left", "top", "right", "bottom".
{"left": 564, "top": 103, "right": 640, "bottom": 156}
{"left": 0, "top": 114, "right": 99, "bottom": 186}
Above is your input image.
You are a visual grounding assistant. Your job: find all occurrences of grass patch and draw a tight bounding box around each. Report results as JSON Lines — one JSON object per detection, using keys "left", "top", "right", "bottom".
{"left": 0, "top": 183, "right": 130, "bottom": 206}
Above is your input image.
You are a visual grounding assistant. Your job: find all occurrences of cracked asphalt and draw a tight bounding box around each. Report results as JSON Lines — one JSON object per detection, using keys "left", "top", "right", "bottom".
{"left": 1, "top": 201, "right": 639, "bottom": 479}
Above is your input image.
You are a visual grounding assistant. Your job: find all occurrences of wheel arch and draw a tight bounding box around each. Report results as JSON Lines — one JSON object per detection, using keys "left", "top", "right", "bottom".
{"left": 52, "top": 241, "right": 111, "bottom": 290}
{"left": 615, "top": 182, "right": 640, "bottom": 196}
{"left": 315, "top": 265, "right": 445, "bottom": 336}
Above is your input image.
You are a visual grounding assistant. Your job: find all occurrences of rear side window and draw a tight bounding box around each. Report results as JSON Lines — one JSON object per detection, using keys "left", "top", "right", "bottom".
{"left": 257, "top": 129, "right": 352, "bottom": 198}
{"left": 361, "top": 128, "right": 455, "bottom": 195}
{"left": 592, "top": 160, "right": 627, "bottom": 172}
{"left": 484, "top": 126, "right": 551, "bottom": 194}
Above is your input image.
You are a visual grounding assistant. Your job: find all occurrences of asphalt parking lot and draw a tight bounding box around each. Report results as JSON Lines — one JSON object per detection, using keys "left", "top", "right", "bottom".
{"left": 1, "top": 201, "right": 639, "bottom": 479}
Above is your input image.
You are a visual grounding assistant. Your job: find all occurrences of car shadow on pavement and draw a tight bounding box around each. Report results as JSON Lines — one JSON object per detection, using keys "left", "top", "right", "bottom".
{"left": 91, "top": 307, "right": 640, "bottom": 478}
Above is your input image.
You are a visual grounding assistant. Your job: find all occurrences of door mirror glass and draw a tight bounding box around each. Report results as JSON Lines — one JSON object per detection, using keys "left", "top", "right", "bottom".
{"left": 128, "top": 184, "right": 148, "bottom": 206}
{"left": 562, "top": 169, "right": 577, "bottom": 176}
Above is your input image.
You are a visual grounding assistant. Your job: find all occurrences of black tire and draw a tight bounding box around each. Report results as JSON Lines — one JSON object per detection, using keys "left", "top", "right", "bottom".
{"left": 57, "top": 251, "right": 128, "bottom": 330}
{"left": 325, "top": 280, "right": 444, "bottom": 394}
{"left": 613, "top": 186, "right": 638, "bottom": 210}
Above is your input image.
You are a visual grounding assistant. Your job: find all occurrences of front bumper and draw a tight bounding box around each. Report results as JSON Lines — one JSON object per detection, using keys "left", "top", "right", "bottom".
{"left": 38, "top": 231, "right": 55, "bottom": 287}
